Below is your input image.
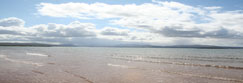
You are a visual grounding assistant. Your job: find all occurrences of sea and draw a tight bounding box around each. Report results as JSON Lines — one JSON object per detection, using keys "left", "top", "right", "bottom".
{"left": 0, "top": 47, "right": 243, "bottom": 83}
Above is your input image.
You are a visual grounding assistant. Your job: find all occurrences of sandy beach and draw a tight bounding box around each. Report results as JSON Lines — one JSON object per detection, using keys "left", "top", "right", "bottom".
{"left": 0, "top": 47, "right": 243, "bottom": 83}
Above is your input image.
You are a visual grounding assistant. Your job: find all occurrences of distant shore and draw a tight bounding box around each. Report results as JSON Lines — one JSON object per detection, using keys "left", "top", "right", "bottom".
{"left": 1, "top": 43, "right": 243, "bottom": 49}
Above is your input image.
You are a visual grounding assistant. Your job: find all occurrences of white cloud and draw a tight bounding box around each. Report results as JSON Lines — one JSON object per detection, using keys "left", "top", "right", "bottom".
{"left": 0, "top": 17, "right": 100, "bottom": 45}
{"left": 0, "top": 17, "right": 97, "bottom": 38}
{"left": 36, "top": 1, "right": 243, "bottom": 39}
{"left": 98, "top": 27, "right": 175, "bottom": 45}
{"left": 0, "top": 17, "right": 25, "bottom": 27}
{"left": 0, "top": 27, "right": 25, "bottom": 35}
{"left": 100, "top": 27, "right": 129, "bottom": 36}
{"left": 204, "top": 6, "right": 222, "bottom": 10}
{"left": 31, "top": 21, "right": 97, "bottom": 37}
{"left": 0, "top": 16, "right": 243, "bottom": 46}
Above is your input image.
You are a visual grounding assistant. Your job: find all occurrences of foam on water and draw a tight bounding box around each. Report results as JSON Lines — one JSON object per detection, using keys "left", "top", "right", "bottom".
{"left": 107, "top": 63, "right": 243, "bottom": 82}
{"left": 146, "top": 56, "right": 243, "bottom": 63}
{"left": 0, "top": 55, "right": 43, "bottom": 66}
{"left": 26, "top": 53, "right": 49, "bottom": 57}
{"left": 189, "top": 56, "right": 243, "bottom": 60}
{"left": 112, "top": 55, "right": 243, "bottom": 63}
{"left": 107, "top": 63, "right": 131, "bottom": 68}
{"left": 112, "top": 56, "right": 243, "bottom": 70}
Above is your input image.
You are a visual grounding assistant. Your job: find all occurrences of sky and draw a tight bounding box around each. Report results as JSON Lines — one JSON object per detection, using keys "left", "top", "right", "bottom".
{"left": 0, "top": 0, "right": 243, "bottom": 46}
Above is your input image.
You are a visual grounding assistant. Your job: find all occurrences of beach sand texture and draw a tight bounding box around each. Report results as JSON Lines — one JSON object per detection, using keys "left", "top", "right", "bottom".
{"left": 0, "top": 47, "right": 243, "bottom": 83}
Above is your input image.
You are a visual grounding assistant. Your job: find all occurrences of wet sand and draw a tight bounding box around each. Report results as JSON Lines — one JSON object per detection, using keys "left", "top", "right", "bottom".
{"left": 0, "top": 47, "right": 243, "bottom": 83}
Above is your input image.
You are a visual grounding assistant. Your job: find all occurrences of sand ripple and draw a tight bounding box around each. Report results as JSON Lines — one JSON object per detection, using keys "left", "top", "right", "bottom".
{"left": 107, "top": 63, "right": 243, "bottom": 83}
{"left": 0, "top": 55, "right": 43, "bottom": 66}
{"left": 64, "top": 70, "right": 93, "bottom": 83}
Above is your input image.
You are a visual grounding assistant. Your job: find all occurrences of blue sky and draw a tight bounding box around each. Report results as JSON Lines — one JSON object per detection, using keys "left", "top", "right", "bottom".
{"left": 0, "top": 0, "right": 243, "bottom": 46}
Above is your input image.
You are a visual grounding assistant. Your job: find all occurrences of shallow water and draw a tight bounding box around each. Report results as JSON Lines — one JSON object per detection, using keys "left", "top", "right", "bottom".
{"left": 0, "top": 47, "right": 243, "bottom": 83}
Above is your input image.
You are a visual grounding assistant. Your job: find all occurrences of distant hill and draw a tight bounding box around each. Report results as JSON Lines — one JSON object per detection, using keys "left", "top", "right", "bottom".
{"left": 151, "top": 45, "right": 243, "bottom": 49}
{"left": 112, "top": 44, "right": 243, "bottom": 49}
{"left": 0, "top": 43, "right": 58, "bottom": 47}
{"left": 0, "top": 43, "right": 242, "bottom": 49}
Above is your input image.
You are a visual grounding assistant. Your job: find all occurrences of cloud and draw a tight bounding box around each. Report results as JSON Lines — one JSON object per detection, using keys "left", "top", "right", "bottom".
{"left": 0, "top": 17, "right": 97, "bottom": 38}
{"left": 204, "top": 6, "right": 222, "bottom": 10}
{"left": 156, "top": 26, "right": 203, "bottom": 37}
{"left": 100, "top": 27, "right": 129, "bottom": 36}
{"left": 0, "top": 17, "right": 25, "bottom": 27}
{"left": 0, "top": 17, "right": 100, "bottom": 45}
{"left": 2, "top": 0, "right": 243, "bottom": 46}
{"left": 0, "top": 27, "right": 23, "bottom": 35}
{"left": 31, "top": 21, "right": 96, "bottom": 37}
{"left": 0, "top": 17, "right": 32, "bottom": 36}
{"left": 36, "top": 1, "right": 243, "bottom": 40}
{"left": 37, "top": 2, "right": 140, "bottom": 19}
{"left": 0, "top": 17, "right": 152, "bottom": 46}
{"left": 155, "top": 25, "right": 243, "bottom": 39}
{"left": 0, "top": 16, "right": 243, "bottom": 46}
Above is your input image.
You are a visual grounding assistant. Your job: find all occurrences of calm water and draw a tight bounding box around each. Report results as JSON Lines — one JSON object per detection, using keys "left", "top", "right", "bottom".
{"left": 0, "top": 47, "right": 243, "bottom": 83}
